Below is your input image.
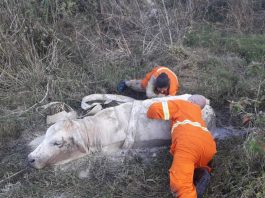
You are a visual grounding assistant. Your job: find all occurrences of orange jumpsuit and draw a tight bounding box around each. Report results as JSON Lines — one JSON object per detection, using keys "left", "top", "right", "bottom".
{"left": 141, "top": 66, "right": 179, "bottom": 96}
{"left": 147, "top": 100, "right": 216, "bottom": 198}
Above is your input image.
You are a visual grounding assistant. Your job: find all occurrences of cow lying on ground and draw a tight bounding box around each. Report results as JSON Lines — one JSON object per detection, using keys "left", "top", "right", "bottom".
{"left": 28, "top": 94, "right": 216, "bottom": 169}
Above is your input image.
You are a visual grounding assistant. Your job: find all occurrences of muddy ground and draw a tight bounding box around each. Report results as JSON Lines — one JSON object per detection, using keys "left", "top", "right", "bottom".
{"left": 0, "top": 106, "right": 249, "bottom": 198}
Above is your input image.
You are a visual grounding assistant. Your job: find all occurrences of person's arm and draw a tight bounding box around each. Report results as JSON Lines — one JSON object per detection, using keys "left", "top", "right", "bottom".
{"left": 141, "top": 67, "right": 157, "bottom": 89}
{"left": 168, "top": 80, "right": 178, "bottom": 96}
{"left": 168, "top": 88, "right": 177, "bottom": 96}
{"left": 125, "top": 80, "right": 145, "bottom": 92}
{"left": 147, "top": 100, "right": 181, "bottom": 120}
{"left": 147, "top": 102, "right": 164, "bottom": 120}
{"left": 146, "top": 76, "right": 158, "bottom": 98}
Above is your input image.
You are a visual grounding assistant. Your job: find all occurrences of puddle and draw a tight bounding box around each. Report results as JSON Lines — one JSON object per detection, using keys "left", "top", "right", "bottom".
{"left": 212, "top": 127, "right": 246, "bottom": 140}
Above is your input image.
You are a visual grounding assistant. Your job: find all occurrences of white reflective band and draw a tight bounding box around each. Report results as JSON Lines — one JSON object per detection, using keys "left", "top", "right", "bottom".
{"left": 162, "top": 101, "right": 170, "bottom": 120}
{"left": 157, "top": 67, "right": 178, "bottom": 80}
{"left": 171, "top": 119, "right": 209, "bottom": 133}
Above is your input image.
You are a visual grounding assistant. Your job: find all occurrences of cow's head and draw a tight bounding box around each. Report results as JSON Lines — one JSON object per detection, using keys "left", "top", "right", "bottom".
{"left": 28, "top": 120, "right": 89, "bottom": 169}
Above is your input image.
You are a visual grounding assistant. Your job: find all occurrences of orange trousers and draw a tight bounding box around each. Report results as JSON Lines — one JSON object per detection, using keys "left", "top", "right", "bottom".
{"left": 169, "top": 128, "right": 216, "bottom": 198}
{"left": 146, "top": 99, "right": 216, "bottom": 197}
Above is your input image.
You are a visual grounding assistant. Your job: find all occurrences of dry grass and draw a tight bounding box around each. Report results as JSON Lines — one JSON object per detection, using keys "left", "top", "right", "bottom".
{"left": 0, "top": 130, "right": 264, "bottom": 198}
{"left": 0, "top": 0, "right": 265, "bottom": 197}
{"left": 0, "top": 141, "right": 173, "bottom": 198}
{"left": 208, "top": 134, "right": 265, "bottom": 198}
{"left": 1, "top": 0, "right": 264, "bottom": 125}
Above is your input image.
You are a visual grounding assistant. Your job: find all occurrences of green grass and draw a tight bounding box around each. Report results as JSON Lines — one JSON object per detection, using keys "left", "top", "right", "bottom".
{"left": 185, "top": 25, "right": 265, "bottom": 63}
{"left": 207, "top": 135, "right": 265, "bottom": 198}
{"left": 193, "top": 56, "right": 247, "bottom": 106}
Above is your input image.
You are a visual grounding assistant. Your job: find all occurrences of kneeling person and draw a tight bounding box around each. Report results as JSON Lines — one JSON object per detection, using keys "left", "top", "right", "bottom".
{"left": 117, "top": 66, "right": 179, "bottom": 98}
{"left": 147, "top": 95, "right": 217, "bottom": 198}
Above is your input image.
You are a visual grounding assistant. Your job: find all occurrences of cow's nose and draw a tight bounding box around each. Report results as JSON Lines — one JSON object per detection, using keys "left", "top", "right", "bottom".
{"left": 28, "top": 156, "right": 35, "bottom": 166}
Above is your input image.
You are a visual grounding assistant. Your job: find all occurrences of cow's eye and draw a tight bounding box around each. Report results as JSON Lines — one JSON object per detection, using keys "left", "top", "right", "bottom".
{"left": 53, "top": 141, "right": 63, "bottom": 147}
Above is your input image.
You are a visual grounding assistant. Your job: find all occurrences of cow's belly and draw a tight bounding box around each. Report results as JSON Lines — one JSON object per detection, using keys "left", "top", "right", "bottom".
{"left": 115, "top": 100, "right": 172, "bottom": 147}
{"left": 133, "top": 113, "right": 171, "bottom": 148}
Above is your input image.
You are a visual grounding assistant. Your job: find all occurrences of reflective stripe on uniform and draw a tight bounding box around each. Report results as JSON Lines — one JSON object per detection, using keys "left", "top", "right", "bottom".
{"left": 162, "top": 101, "right": 170, "bottom": 120}
{"left": 171, "top": 119, "right": 209, "bottom": 133}
{"left": 157, "top": 67, "right": 178, "bottom": 81}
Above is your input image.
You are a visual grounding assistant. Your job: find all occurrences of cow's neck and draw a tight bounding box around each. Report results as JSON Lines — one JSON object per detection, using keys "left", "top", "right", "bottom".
{"left": 81, "top": 116, "right": 123, "bottom": 153}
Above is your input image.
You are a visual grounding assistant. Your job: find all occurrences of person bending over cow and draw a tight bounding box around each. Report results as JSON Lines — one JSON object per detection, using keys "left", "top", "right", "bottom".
{"left": 117, "top": 66, "right": 179, "bottom": 98}
{"left": 147, "top": 95, "right": 217, "bottom": 198}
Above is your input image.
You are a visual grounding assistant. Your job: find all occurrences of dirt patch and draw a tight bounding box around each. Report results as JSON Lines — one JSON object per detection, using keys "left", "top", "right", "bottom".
{"left": 0, "top": 121, "right": 258, "bottom": 198}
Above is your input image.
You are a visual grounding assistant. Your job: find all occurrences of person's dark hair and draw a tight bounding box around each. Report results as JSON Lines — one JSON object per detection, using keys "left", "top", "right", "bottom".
{"left": 155, "top": 73, "right": 170, "bottom": 88}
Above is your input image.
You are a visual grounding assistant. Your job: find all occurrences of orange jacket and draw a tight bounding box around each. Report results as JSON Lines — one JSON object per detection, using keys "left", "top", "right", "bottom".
{"left": 141, "top": 66, "right": 179, "bottom": 96}
{"left": 147, "top": 100, "right": 216, "bottom": 197}
{"left": 147, "top": 99, "right": 216, "bottom": 167}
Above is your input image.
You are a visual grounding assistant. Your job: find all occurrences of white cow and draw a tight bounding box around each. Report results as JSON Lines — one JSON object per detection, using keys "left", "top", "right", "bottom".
{"left": 28, "top": 94, "right": 216, "bottom": 169}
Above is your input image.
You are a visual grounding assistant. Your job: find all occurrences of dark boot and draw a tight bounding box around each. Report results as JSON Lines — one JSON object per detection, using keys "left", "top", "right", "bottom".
{"left": 194, "top": 168, "right": 211, "bottom": 198}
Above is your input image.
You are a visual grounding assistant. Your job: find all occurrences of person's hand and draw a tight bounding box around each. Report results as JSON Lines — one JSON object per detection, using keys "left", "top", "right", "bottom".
{"left": 117, "top": 80, "right": 127, "bottom": 93}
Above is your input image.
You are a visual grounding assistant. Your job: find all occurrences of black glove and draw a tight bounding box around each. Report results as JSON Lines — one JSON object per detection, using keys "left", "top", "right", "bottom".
{"left": 117, "top": 80, "right": 127, "bottom": 93}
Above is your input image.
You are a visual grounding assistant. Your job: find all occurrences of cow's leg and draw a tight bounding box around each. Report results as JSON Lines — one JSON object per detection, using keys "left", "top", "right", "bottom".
{"left": 125, "top": 80, "right": 145, "bottom": 92}
{"left": 81, "top": 94, "right": 135, "bottom": 111}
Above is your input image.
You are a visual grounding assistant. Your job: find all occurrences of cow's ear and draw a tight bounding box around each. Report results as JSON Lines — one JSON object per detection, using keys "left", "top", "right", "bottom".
{"left": 76, "top": 142, "right": 87, "bottom": 153}
{"left": 64, "top": 119, "right": 74, "bottom": 130}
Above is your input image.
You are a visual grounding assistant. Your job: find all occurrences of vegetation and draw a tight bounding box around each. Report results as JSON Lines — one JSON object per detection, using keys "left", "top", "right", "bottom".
{"left": 0, "top": 0, "right": 264, "bottom": 197}
{"left": 185, "top": 25, "right": 265, "bottom": 63}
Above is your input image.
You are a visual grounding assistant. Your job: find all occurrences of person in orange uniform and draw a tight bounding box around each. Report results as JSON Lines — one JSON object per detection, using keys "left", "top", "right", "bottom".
{"left": 117, "top": 66, "right": 179, "bottom": 98}
{"left": 147, "top": 95, "right": 217, "bottom": 198}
